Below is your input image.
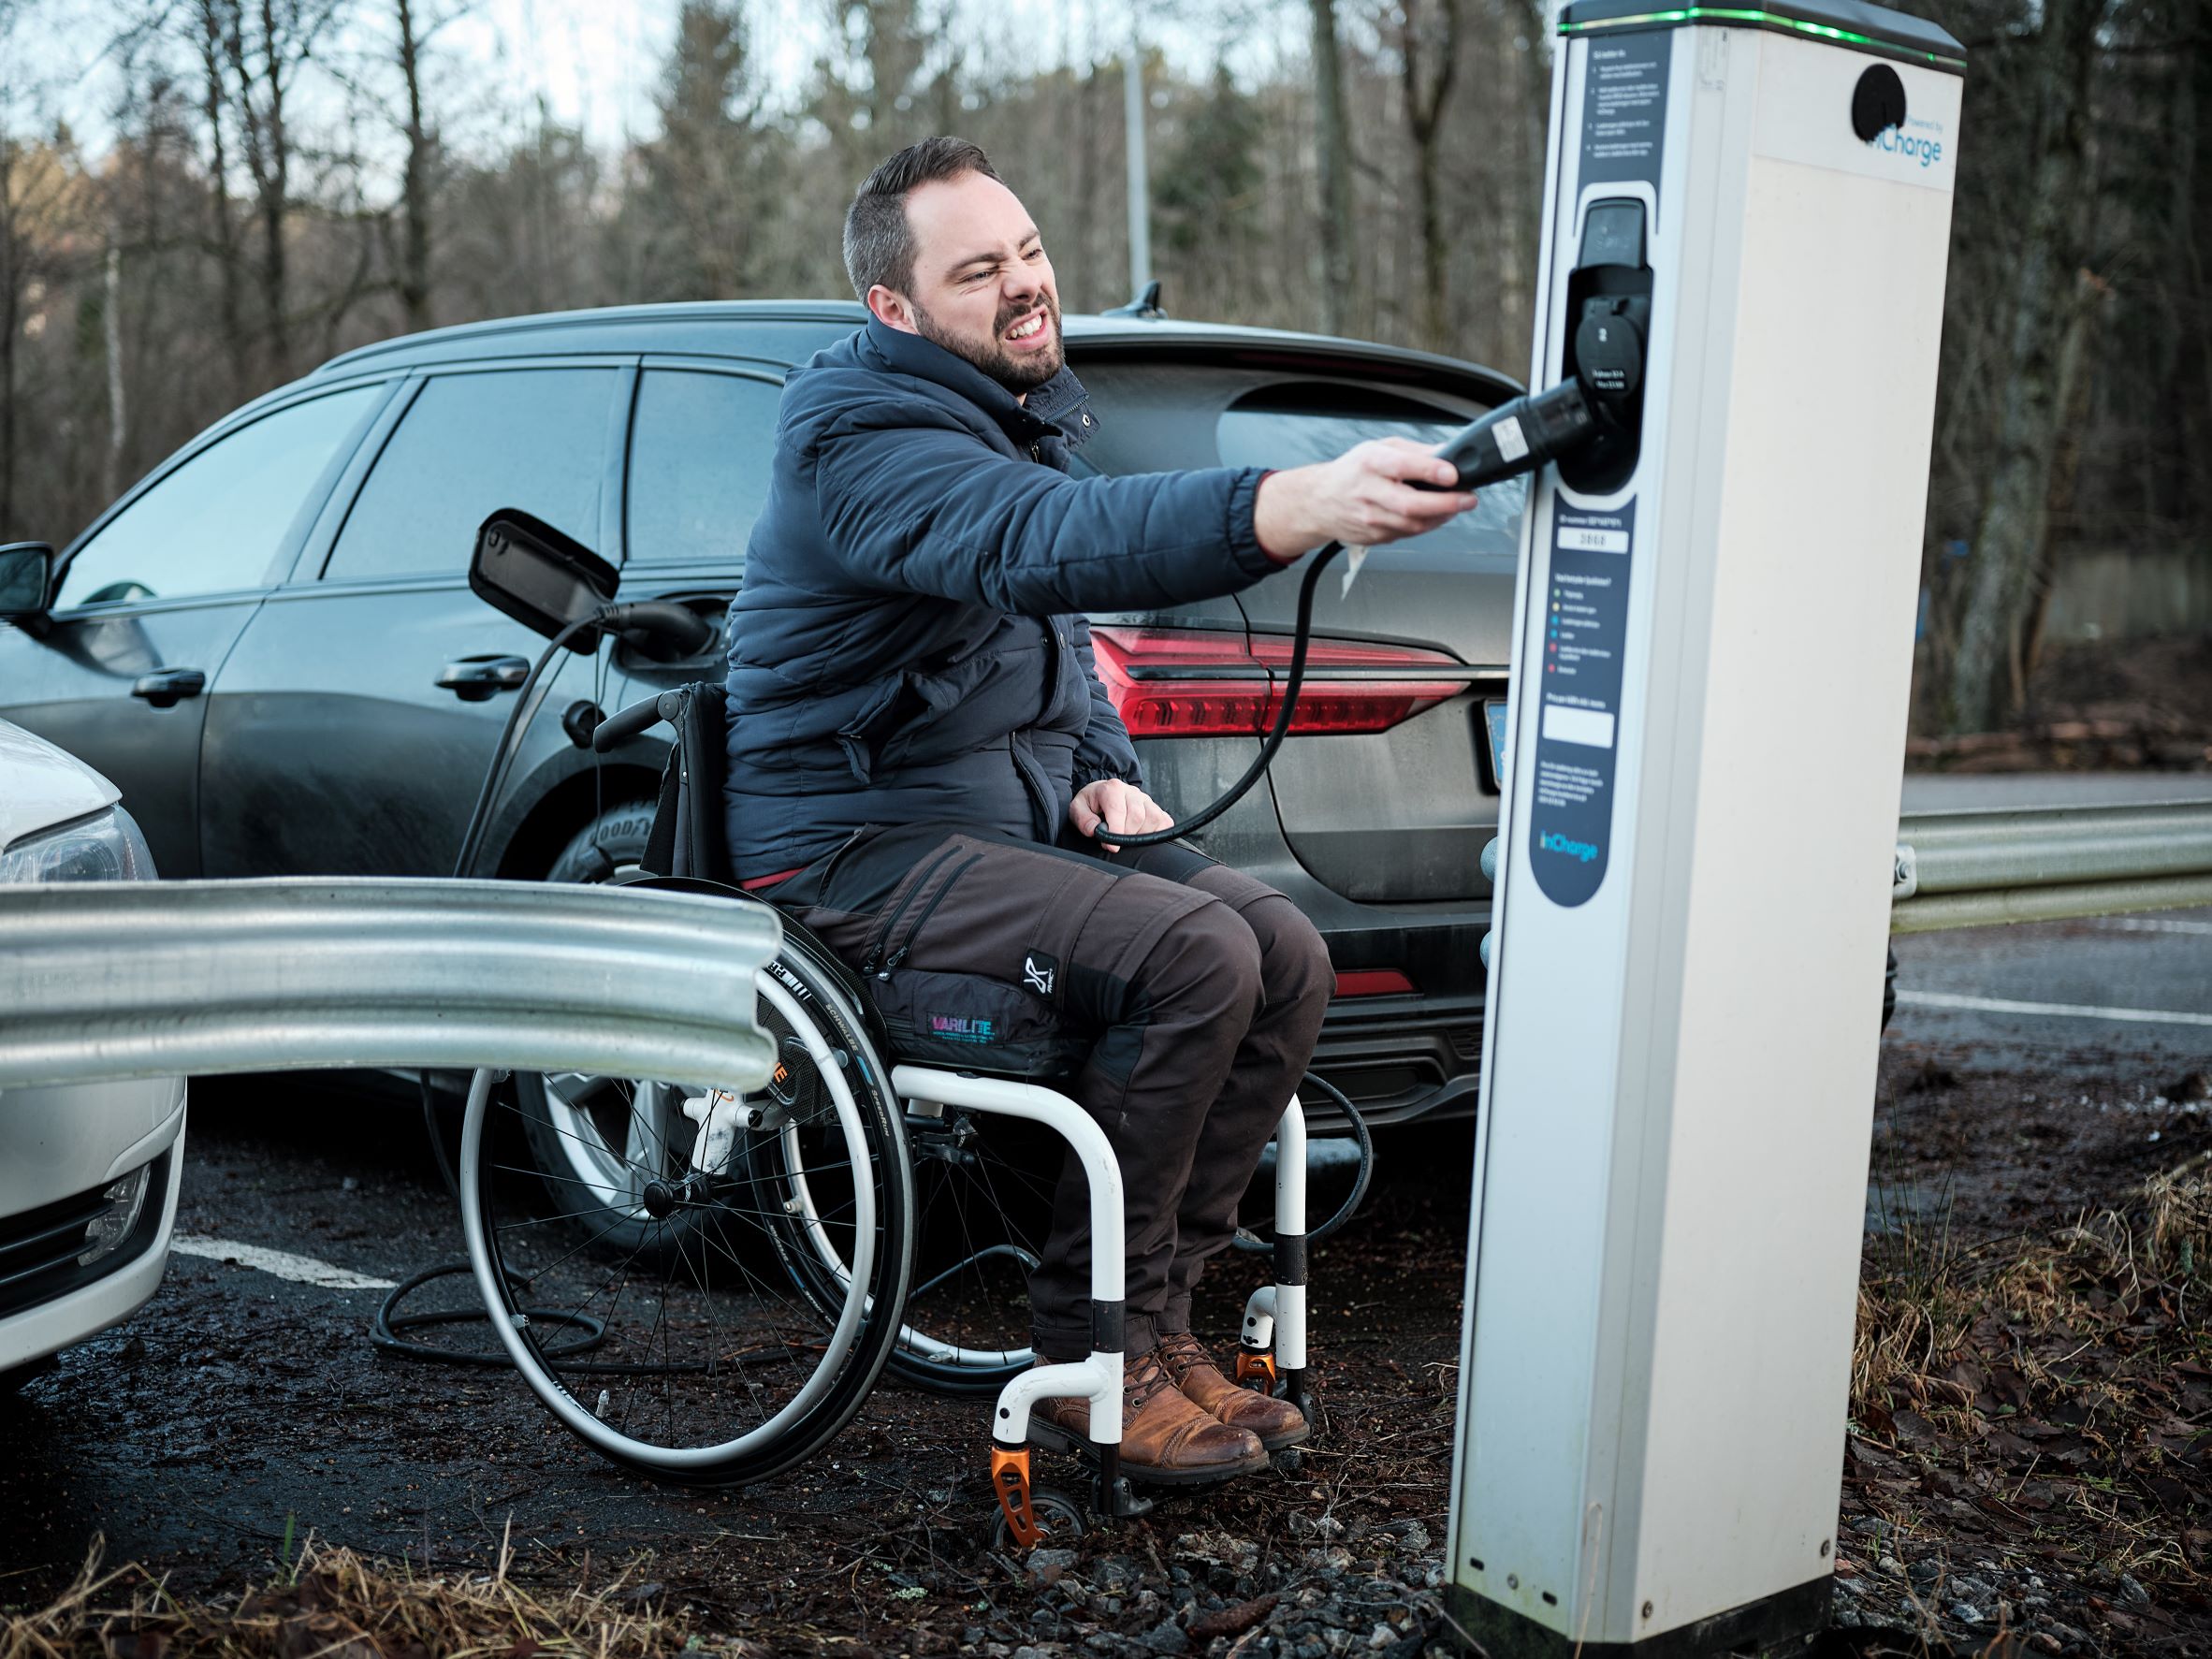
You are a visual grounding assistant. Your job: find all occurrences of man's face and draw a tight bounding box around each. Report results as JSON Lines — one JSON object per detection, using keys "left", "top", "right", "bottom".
{"left": 868, "top": 170, "right": 1064, "bottom": 394}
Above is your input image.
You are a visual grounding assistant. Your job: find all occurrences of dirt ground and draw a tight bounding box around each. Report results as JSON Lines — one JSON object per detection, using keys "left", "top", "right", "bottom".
{"left": 4, "top": 1029, "right": 2209, "bottom": 1657}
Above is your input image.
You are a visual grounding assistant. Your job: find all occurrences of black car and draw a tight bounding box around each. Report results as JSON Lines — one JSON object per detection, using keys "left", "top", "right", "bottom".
{"left": 0, "top": 301, "right": 1528, "bottom": 1151}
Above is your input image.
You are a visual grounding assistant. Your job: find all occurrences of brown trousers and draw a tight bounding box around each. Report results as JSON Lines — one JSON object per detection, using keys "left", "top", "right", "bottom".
{"left": 765, "top": 822, "right": 1332, "bottom": 1359}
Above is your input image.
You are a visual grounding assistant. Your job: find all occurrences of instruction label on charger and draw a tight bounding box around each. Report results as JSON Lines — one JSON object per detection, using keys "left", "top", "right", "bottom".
{"left": 1580, "top": 32, "right": 1670, "bottom": 187}
{"left": 1528, "top": 500, "right": 1635, "bottom": 907}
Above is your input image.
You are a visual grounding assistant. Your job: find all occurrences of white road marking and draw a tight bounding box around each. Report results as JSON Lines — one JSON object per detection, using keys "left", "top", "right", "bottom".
{"left": 2093, "top": 916, "right": 2212, "bottom": 937}
{"left": 172, "top": 1234, "right": 398, "bottom": 1290}
{"left": 1895, "top": 989, "right": 2212, "bottom": 1029}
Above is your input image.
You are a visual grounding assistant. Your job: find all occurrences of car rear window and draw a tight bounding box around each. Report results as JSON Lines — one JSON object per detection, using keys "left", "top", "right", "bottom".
{"left": 1214, "top": 384, "right": 1528, "bottom": 560}
{"left": 1070, "top": 366, "right": 1527, "bottom": 560}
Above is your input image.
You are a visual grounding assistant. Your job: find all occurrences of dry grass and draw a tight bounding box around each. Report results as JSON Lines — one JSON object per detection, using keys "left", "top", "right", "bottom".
{"left": 0, "top": 1532, "right": 760, "bottom": 1659}
{"left": 1854, "top": 1180, "right": 1981, "bottom": 1415}
{"left": 2138, "top": 1150, "right": 2212, "bottom": 1284}
{"left": 1853, "top": 1152, "right": 2209, "bottom": 1419}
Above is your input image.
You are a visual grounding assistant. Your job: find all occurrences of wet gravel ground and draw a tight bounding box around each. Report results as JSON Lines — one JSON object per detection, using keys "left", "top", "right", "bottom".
{"left": 4, "top": 961, "right": 2208, "bottom": 1655}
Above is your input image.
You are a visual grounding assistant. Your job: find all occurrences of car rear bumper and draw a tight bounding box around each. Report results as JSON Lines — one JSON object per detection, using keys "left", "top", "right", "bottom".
{"left": 1175, "top": 793, "right": 1491, "bottom": 1130}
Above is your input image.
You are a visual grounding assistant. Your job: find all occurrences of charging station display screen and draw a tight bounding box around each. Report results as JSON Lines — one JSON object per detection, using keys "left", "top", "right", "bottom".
{"left": 1526, "top": 500, "right": 1635, "bottom": 906}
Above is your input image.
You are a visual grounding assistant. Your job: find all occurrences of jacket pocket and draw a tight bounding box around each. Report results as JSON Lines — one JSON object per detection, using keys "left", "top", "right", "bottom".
{"left": 833, "top": 675, "right": 921, "bottom": 784}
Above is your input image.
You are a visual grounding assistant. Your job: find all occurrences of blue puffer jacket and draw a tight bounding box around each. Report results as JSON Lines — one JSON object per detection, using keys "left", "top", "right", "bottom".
{"left": 721, "top": 319, "right": 1276, "bottom": 879}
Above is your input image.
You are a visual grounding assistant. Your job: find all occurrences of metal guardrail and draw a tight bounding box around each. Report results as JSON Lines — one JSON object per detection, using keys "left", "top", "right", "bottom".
{"left": 1892, "top": 800, "right": 2212, "bottom": 933}
{"left": 0, "top": 879, "right": 780, "bottom": 1091}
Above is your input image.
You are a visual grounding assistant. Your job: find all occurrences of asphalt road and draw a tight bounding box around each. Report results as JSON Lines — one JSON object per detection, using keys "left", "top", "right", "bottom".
{"left": 0, "top": 771, "right": 2204, "bottom": 1609}
{"left": 1893, "top": 773, "right": 2212, "bottom": 1079}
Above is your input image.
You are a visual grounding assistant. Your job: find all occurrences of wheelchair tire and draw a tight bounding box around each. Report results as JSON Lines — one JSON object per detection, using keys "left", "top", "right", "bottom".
{"left": 747, "top": 948, "right": 1058, "bottom": 1399}
{"left": 458, "top": 957, "right": 916, "bottom": 1488}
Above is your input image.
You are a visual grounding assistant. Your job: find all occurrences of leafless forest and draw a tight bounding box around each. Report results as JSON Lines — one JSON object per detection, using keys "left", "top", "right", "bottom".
{"left": 1, "top": 0, "right": 2205, "bottom": 733}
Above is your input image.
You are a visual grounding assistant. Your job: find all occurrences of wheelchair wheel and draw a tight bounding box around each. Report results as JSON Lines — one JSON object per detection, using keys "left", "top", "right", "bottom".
{"left": 458, "top": 964, "right": 914, "bottom": 1487}
{"left": 749, "top": 972, "right": 1057, "bottom": 1397}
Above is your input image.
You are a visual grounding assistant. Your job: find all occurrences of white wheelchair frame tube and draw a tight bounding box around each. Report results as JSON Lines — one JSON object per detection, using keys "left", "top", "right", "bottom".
{"left": 892, "top": 1067, "right": 1124, "bottom": 1446}
{"left": 1241, "top": 1097, "right": 1308, "bottom": 1372}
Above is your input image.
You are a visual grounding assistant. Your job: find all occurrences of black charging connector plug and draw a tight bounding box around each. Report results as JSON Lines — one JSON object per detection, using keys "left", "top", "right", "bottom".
{"left": 1421, "top": 380, "right": 1602, "bottom": 492}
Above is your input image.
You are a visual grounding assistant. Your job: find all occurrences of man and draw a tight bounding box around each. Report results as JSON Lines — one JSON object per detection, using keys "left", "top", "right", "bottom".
{"left": 724, "top": 138, "right": 1477, "bottom": 1484}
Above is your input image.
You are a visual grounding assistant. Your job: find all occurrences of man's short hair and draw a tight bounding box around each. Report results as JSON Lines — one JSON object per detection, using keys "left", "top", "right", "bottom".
{"left": 843, "top": 138, "right": 1000, "bottom": 302}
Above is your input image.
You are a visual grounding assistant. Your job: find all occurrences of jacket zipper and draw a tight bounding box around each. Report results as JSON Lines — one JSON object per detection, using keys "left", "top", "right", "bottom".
{"left": 882, "top": 853, "right": 983, "bottom": 974}
{"left": 862, "top": 848, "right": 960, "bottom": 977}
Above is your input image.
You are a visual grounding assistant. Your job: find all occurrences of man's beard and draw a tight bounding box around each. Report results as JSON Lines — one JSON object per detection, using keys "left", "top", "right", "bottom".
{"left": 911, "top": 292, "right": 1064, "bottom": 393}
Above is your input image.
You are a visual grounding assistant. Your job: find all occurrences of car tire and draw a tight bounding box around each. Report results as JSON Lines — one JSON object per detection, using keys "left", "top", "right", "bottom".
{"left": 1883, "top": 943, "right": 1898, "bottom": 1032}
{"left": 544, "top": 800, "right": 657, "bottom": 886}
{"left": 516, "top": 801, "right": 706, "bottom": 1260}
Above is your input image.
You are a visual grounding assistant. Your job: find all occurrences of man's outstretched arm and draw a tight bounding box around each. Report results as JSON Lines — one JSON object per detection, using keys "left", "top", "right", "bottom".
{"left": 813, "top": 410, "right": 1477, "bottom": 615}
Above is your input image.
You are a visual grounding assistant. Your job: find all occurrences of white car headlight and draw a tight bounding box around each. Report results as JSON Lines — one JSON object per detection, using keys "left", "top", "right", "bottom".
{"left": 0, "top": 805, "right": 158, "bottom": 883}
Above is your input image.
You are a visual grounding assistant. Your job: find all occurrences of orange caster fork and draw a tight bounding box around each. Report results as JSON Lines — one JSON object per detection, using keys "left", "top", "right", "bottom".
{"left": 990, "top": 1442, "right": 1043, "bottom": 1550}
{"left": 1236, "top": 1346, "right": 1278, "bottom": 1388}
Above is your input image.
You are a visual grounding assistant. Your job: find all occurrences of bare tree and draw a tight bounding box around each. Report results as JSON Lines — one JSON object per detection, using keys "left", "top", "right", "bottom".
{"left": 203, "top": 0, "right": 345, "bottom": 380}
{"left": 1943, "top": 0, "right": 2114, "bottom": 733}
{"left": 1308, "top": 0, "right": 1355, "bottom": 334}
{"left": 192, "top": 0, "right": 247, "bottom": 398}
{"left": 392, "top": 0, "right": 431, "bottom": 330}
{"left": 1398, "top": 0, "right": 1461, "bottom": 350}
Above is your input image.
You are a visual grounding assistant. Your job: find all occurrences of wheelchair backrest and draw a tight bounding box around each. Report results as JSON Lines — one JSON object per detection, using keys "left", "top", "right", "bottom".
{"left": 640, "top": 682, "right": 735, "bottom": 884}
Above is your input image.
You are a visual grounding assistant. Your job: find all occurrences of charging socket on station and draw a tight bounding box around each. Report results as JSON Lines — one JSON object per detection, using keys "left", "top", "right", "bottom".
{"left": 1557, "top": 198, "right": 1652, "bottom": 496}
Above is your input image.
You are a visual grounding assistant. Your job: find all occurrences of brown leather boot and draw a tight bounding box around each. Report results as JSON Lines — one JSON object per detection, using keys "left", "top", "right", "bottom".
{"left": 1155, "top": 1332, "right": 1311, "bottom": 1450}
{"left": 1026, "top": 1350, "right": 1270, "bottom": 1485}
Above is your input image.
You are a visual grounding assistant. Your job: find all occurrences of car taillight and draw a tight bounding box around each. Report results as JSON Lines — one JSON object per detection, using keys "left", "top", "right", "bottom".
{"left": 1089, "top": 627, "right": 1466, "bottom": 737}
{"left": 1333, "top": 968, "right": 1419, "bottom": 997}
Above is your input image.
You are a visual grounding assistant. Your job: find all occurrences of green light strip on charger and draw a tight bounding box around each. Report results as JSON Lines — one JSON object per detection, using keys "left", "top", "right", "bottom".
{"left": 1558, "top": 7, "right": 1966, "bottom": 69}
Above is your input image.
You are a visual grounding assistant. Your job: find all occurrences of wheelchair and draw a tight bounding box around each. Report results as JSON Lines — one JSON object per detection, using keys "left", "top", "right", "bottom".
{"left": 451, "top": 680, "right": 1341, "bottom": 1546}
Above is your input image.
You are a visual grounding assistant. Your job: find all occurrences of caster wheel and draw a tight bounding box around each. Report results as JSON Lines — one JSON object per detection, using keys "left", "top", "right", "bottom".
{"left": 991, "top": 1484, "right": 1085, "bottom": 1551}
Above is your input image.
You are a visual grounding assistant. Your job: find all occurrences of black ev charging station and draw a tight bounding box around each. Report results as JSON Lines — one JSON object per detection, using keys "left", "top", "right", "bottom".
{"left": 1439, "top": 1, "right": 1968, "bottom": 1652}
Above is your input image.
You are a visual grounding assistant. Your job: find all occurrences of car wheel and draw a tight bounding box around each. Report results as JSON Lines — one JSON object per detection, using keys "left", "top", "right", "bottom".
{"left": 544, "top": 800, "right": 657, "bottom": 885}
{"left": 517, "top": 802, "right": 710, "bottom": 1259}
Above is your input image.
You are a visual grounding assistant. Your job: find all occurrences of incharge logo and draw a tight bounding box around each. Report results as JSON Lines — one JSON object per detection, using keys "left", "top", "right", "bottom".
{"left": 1539, "top": 831, "right": 1600, "bottom": 864}
{"left": 1870, "top": 125, "right": 1943, "bottom": 169}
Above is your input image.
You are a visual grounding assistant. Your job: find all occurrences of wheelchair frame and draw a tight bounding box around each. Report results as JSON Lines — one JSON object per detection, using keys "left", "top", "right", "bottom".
{"left": 455, "top": 681, "right": 1317, "bottom": 1545}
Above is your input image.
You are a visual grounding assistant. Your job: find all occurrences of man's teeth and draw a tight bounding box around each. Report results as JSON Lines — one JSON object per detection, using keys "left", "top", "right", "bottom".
{"left": 1008, "top": 313, "right": 1045, "bottom": 341}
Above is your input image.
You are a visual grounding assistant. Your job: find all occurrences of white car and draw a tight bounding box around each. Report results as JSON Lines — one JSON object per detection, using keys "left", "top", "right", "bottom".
{"left": 0, "top": 718, "right": 187, "bottom": 1392}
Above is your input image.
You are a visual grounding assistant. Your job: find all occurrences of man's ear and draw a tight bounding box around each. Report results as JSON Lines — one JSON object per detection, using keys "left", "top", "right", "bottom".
{"left": 866, "top": 284, "right": 921, "bottom": 334}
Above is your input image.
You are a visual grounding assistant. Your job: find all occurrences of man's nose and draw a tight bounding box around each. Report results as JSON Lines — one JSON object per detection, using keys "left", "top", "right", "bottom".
{"left": 1002, "top": 265, "right": 1041, "bottom": 303}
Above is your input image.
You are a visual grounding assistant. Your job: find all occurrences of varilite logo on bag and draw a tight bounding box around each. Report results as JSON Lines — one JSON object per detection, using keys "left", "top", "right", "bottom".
{"left": 1022, "top": 952, "right": 1057, "bottom": 997}
{"left": 931, "top": 1013, "right": 997, "bottom": 1042}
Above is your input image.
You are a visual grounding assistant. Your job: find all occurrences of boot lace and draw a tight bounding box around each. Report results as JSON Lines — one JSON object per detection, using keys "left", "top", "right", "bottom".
{"left": 1155, "top": 1332, "right": 1214, "bottom": 1381}
{"left": 1126, "top": 1350, "right": 1178, "bottom": 1411}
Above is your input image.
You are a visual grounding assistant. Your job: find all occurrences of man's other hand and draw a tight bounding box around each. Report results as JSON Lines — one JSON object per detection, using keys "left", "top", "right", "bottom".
{"left": 1252, "top": 437, "right": 1480, "bottom": 563}
{"left": 1070, "top": 779, "right": 1175, "bottom": 851}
